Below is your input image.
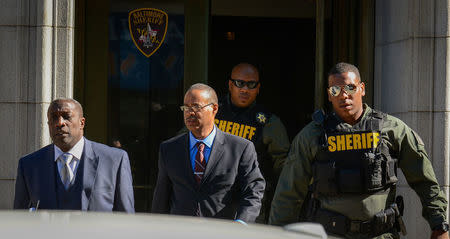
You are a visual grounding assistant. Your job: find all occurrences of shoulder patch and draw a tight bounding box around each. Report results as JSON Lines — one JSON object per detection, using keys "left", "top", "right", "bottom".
{"left": 256, "top": 112, "right": 267, "bottom": 124}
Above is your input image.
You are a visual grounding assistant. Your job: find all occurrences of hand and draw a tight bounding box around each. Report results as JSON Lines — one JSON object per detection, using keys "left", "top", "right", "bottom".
{"left": 431, "top": 230, "right": 449, "bottom": 239}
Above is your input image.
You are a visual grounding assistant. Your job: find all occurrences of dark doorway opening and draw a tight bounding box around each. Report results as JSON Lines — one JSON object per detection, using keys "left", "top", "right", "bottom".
{"left": 209, "top": 16, "right": 316, "bottom": 140}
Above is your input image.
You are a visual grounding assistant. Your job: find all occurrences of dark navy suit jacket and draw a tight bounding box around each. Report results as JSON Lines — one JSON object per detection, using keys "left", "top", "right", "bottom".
{"left": 13, "top": 138, "right": 134, "bottom": 212}
{"left": 151, "top": 129, "right": 265, "bottom": 222}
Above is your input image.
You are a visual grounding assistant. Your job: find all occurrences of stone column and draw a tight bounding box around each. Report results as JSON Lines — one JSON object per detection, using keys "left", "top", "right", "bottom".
{"left": 375, "top": 0, "right": 450, "bottom": 238}
{"left": 0, "top": 0, "right": 74, "bottom": 208}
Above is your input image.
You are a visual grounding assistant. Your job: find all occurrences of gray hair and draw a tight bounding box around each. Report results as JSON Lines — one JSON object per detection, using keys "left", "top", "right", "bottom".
{"left": 186, "top": 83, "right": 218, "bottom": 104}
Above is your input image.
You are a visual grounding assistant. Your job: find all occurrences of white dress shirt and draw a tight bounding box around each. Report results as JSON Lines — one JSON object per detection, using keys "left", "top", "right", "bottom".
{"left": 54, "top": 137, "right": 85, "bottom": 183}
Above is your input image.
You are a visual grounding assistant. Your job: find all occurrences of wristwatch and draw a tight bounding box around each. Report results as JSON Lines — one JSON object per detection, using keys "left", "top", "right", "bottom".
{"left": 433, "top": 222, "right": 450, "bottom": 232}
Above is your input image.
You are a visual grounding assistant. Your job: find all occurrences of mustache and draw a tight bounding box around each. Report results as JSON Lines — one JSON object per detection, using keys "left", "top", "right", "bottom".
{"left": 186, "top": 116, "right": 198, "bottom": 120}
{"left": 54, "top": 129, "right": 68, "bottom": 133}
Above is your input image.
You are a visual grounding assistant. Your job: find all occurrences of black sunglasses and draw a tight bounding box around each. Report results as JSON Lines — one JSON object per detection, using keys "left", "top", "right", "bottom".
{"left": 230, "top": 79, "right": 259, "bottom": 89}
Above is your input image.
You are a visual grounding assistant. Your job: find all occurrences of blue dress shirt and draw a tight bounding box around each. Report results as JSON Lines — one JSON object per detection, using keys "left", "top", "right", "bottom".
{"left": 189, "top": 126, "right": 216, "bottom": 171}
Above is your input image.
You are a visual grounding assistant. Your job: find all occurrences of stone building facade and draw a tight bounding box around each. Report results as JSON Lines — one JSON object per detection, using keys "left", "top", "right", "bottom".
{"left": 0, "top": 0, "right": 448, "bottom": 238}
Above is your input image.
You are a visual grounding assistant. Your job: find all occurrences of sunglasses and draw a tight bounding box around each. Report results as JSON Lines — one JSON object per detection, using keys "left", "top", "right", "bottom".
{"left": 328, "top": 84, "right": 359, "bottom": 97}
{"left": 230, "top": 79, "right": 259, "bottom": 89}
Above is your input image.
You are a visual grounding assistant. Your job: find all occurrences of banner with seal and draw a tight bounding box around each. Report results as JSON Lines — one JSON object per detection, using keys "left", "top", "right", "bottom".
{"left": 128, "top": 8, "right": 168, "bottom": 58}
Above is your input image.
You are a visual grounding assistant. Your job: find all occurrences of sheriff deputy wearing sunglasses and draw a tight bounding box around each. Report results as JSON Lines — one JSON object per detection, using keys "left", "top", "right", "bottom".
{"left": 214, "top": 62, "right": 290, "bottom": 224}
{"left": 269, "top": 62, "right": 449, "bottom": 239}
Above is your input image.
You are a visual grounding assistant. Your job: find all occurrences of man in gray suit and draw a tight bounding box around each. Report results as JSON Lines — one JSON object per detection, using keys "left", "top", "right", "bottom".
{"left": 14, "top": 98, "right": 134, "bottom": 212}
{"left": 152, "top": 83, "right": 265, "bottom": 223}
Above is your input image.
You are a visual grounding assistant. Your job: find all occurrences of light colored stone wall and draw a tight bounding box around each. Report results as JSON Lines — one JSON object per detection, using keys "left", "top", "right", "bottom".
{"left": 375, "top": 0, "right": 450, "bottom": 238}
{"left": 0, "top": 0, "right": 74, "bottom": 208}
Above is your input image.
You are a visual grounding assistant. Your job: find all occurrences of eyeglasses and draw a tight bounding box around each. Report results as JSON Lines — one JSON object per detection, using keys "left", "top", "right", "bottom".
{"left": 180, "top": 103, "right": 214, "bottom": 112}
{"left": 230, "top": 79, "right": 259, "bottom": 89}
{"left": 328, "top": 84, "right": 359, "bottom": 97}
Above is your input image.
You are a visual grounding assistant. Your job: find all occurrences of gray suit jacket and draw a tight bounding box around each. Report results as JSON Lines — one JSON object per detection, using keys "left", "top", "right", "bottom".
{"left": 151, "top": 129, "right": 265, "bottom": 222}
{"left": 13, "top": 138, "right": 134, "bottom": 212}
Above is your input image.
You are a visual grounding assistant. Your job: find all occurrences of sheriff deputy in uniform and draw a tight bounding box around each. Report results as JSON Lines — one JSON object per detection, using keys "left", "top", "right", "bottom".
{"left": 269, "top": 62, "right": 449, "bottom": 239}
{"left": 215, "top": 62, "right": 290, "bottom": 223}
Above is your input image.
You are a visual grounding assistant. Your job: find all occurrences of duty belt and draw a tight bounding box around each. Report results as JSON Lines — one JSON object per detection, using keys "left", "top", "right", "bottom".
{"left": 311, "top": 203, "right": 407, "bottom": 237}
{"left": 349, "top": 220, "right": 372, "bottom": 234}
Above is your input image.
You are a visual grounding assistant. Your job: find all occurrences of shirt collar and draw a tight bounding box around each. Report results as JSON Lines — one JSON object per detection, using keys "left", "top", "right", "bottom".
{"left": 189, "top": 126, "right": 216, "bottom": 150}
{"left": 54, "top": 137, "right": 85, "bottom": 162}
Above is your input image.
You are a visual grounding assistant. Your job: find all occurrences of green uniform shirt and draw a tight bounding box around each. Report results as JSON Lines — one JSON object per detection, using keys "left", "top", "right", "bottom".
{"left": 261, "top": 114, "right": 290, "bottom": 175}
{"left": 269, "top": 105, "right": 447, "bottom": 233}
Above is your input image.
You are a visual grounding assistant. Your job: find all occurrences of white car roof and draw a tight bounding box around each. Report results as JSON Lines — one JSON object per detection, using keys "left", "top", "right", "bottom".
{"left": 0, "top": 211, "right": 331, "bottom": 239}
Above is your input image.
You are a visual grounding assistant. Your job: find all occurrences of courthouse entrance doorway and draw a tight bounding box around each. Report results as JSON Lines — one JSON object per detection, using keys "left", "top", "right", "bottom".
{"left": 209, "top": 16, "right": 317, "bottom": 140}
{"left": 75, "top": 0, "right": 373, "bottom": 212}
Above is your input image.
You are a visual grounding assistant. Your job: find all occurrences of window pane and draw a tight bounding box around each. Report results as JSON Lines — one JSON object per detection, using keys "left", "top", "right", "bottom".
{"left": 108, "top": 1, "right": 185, "bottom": 212}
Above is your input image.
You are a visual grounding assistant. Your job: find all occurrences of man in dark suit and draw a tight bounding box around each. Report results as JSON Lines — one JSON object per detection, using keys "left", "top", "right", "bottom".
{"left": 152, "top": 83, "right": 265, "bottom": 223}
{"left": 14, "top": 98, "right": 134, "bottom": 212}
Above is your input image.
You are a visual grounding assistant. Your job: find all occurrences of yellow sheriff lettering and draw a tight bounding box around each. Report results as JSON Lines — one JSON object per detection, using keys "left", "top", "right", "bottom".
{"left": 218, "top": 120, "right": 227, "bottom": 131}
{"left": 242, "top": 125, "right": 251, "bottom": 139}
{"left": 372, "top": 132, "right": 380, "bottom": 148}
{"left": 238, "top": 124, "right": 245, "bottom": 137}
{"left": 366, "top": 133, "right": 373, "bottom": 148}
{"left": 248, "top": 127, "right": 256, "bottom": 140}
{"left": 327, "top": 132, "right": 381, "bottom": 152}
{"left": 214, "top": 119, "right": 257, "bottom": 140}
{"left": 231, "top": 123, "right": 240, "bottom": 135}
{"left": 353, "top": 134, "right": 361, "bottom": 149}
{"left": 328, "top": 136, "right": 337, "bottom": 152}
{"left": 225, "top": 121, "right": 233, "bottom": 133}
{"left": 214, "top": 119, "right": 222, "bottom": 130}
{"left": 361, "top": 133, "right": 366, "bottom": 149}
{"left": 336, "top": 135, "right": 345, "bottom": 151}
{"left": 345, "top": 134, "right": 353, "bottom": 150}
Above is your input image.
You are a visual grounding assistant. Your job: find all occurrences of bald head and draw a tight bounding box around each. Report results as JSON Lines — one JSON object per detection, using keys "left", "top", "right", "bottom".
{"left": 48, "top": 98, "right": 84, "bottom": 117}
{"left": 231, "top": 63, "right": 259, "bottom": 81}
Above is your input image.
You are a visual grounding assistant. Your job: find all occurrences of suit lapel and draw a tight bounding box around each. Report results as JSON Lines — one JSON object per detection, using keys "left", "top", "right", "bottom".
{"left": 81, "top": 139, "right": 99, "bottom": 210}
{"left": 202, "top": 129, "right": 225, "bottom": 183}
{"left": 39, "top": 145, "right": 58, "bottom": 208}
{"left": 182, "top": 134, "right": 198, "bottom": 186}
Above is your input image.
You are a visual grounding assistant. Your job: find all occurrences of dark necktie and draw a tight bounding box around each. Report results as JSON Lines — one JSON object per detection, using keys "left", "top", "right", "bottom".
{"left": 194, "top": 142, "right": 206, "bottom": 184}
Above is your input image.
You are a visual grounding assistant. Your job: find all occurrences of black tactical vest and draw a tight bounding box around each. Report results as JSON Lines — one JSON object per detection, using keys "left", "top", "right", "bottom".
{"left": 215, "top": 96, "right": 272, "bottom": 178}
{"left": 312, "top": 110, "right": 398, "bottom": 195}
